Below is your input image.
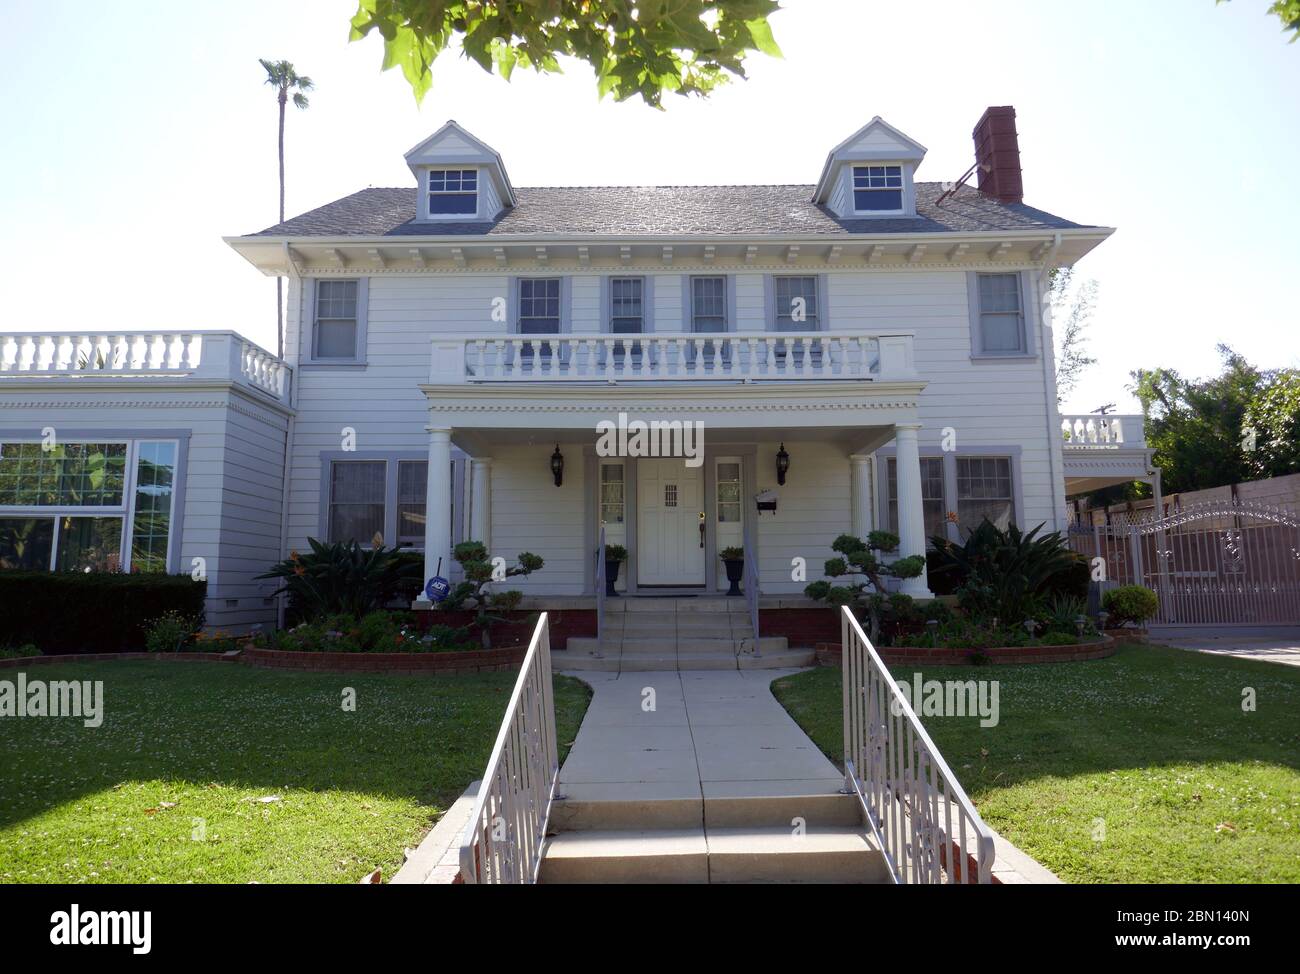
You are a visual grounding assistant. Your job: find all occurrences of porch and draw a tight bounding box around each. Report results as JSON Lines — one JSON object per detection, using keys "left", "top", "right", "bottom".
{"left": 413, "top": 378, "right": 937, "bottom": 604}
{"left": 1060, "top": 412, "right": 1160, "bottom": 502}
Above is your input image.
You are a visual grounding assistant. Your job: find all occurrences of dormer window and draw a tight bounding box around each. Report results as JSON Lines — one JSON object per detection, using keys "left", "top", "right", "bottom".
{"left": 426, "top": 168, "right": 478, "bottom": 216}
{"left": 853, "top": 165, "right": 903, "bottom": 213}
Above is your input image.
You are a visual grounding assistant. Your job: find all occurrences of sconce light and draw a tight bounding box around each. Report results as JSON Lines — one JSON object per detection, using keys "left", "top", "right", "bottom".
{"left": 550, "top": 444, "right": 564, "bottom": 487}
{"left": 775, "top": 443, "right": 790, "bottom": 486}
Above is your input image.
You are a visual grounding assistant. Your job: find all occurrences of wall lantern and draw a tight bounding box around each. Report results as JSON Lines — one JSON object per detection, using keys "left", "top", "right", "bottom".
{"left": 775, "top": 443, "right": 790, "bottom": 486}
{"left": 550, "top": 444, "right": 565, "bottom": 487}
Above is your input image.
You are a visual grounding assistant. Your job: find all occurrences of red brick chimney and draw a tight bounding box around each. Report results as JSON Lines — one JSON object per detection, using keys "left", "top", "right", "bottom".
{"left": 972, "top": 106, "right": 1023, "bottom": 204}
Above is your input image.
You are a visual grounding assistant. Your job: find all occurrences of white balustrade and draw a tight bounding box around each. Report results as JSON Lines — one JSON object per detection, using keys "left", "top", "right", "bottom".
{"left": 1060, "top": 413, "right": 1145, "bottom": 449}
{"left": 433, "top": 331, "right": 914, "bottom": 384}
{"left": 0, "top": 330, "right": 290, "bottom": 402}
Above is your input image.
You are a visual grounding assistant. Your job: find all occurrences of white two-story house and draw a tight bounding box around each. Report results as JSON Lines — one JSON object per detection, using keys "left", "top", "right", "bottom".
{"left": 1, "top": 106, "right": 1148, "bottom": 633}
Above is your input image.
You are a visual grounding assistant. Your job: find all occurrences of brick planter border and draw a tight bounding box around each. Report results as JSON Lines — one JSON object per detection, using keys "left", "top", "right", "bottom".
{"left": 241, "top": 645, "right": 527, "bottom": 675}
{"left": 0, "top": 652, "right": 235, "bottom": 669}
{"left": 815, "top": 635, "right": 1117, "bottom": 667}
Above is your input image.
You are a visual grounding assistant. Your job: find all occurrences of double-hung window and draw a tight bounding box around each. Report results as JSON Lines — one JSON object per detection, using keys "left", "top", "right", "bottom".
{"left": 327, "top": 460, "right": 386, "bottom": 545}
{"left": 956, "top": 457, "right": 1015, "bottom": 533}
{"left": 853, "top": 165, "right": 903, "bottom": 212}
{"left": 886, "top": 457, "right": 947, "bottom": 545}
{"left": 396, "top": 461, "right": 429, "bottom": 547}
{"left": 773, "top": 276, "right": 819, "bottom": 331}
{"left": 313, "top": 279, "right": 361, "bottom": 360}
{"left": 973, "top": 273, "right": 1027, "bottom": 355}
{"left": 518, "top": 278, "right": 561, "bottom": 334}
{"left": 690, "top": 276, "right": 727, "bottom": 332}
{"left": 0, "top": 439, "right": 180, "bottom": 573}
{"left": 609, "top": 277, "right": 644, "bottom": 333}
{"left": 427, "top": 168, "right": 478, "bottom": 216}
{"left": 325, "top": 458, "right": 447, "bottom": 549}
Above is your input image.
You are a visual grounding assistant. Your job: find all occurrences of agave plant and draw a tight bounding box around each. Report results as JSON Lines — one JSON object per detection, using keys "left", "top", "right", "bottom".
{"left": 256, "top": 538, "right": 420, "bottom": 621}
{"left": 929, "top": 519, "right": 1081, "bottom": 626}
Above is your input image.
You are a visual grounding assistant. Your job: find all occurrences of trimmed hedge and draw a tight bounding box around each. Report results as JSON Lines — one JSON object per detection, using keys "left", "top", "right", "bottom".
{"left": 0, "top": 572, "right": 207, "bottom": 654}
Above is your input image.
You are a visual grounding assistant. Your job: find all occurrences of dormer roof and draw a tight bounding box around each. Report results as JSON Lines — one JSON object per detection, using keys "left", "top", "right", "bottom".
{"left": 403, "top": 120, "right": 517, "bottom": 209}
{"left": 813, "top": 117, "right": 927, "bottom": 203}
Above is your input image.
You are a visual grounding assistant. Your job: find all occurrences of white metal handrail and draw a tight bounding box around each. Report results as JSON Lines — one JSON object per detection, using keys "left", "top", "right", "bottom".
{"left": 594, "top": 525, "right": 607, "bottom": 659}
{"left": 432, "top": 331, "right": 917, "bottom": 384}
{"left": 742, "top": 518, "right": 760, "bottom": 656}
{"left": 840, "top": 606, "right": 995, "bottom": 884}
{"left": 458, "top": 613, "right": 560, "bottom": 884}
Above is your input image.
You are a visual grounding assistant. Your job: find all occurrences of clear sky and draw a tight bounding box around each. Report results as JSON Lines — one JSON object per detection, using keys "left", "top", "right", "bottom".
{"left": 1, "top": 0, "right": 1296, "bottom": 414}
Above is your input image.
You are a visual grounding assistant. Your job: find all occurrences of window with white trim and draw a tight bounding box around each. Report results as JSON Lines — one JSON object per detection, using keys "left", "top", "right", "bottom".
{"left": 396, "top": 460, "right": 428, "bottom": 547}
{"left": 774, "top": 276, "right": 819, "bottom": 331}
{"left": 427, "top": 168, "right": 478, "bottom": 216}
{"left": 600, "top": 464, "right": 625, "bottom": 525}
{"left": 975, "top": 273, "right": 1026, "bottom": 354}
{"left": 0, "top": 439, "right": 179, "bottom": 573}
{"left": 328, "top": 460, "right": 385, "bottom": 545}
{"left": 313, "top": 279, "right": 360, "bottom": 359}
{"left": 853, "top": 165, "right": 903, "bottom": 212}
{"left": 956, "top": 457, "right": 1015, "bottom": 533}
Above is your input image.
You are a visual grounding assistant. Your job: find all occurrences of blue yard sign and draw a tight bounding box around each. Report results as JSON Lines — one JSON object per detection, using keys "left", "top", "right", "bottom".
{"left": 425, "top": 557, "right": 450, "bottom": 603}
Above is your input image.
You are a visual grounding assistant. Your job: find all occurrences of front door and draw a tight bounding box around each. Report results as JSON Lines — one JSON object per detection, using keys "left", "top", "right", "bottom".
{"left": 637, "top": 458, "right": 706, "bottom": 585}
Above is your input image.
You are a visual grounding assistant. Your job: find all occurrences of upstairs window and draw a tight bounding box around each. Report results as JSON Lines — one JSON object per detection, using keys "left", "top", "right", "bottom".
{"left": 427, "top": 168, "right": 478, "bottom": 216}
{"left": 518, "top": 278, "right": 561, "bottom": 334}
{"left": 774, "top": 276, "right": 820, "bottom": 331}
{"left": 313, "top": 280, "right": 360, "bottom": 359}
{"left": 853, "top": 165, "right": 903, "bottom": 212}
{"left": 609, "top": 277, "right": 644, "bottom": 333}
{"left": 691, "top": 276, "right": 727, "bottom": 332}
{"left": 975, "top": 273, "right": 1027, "bottom": 354}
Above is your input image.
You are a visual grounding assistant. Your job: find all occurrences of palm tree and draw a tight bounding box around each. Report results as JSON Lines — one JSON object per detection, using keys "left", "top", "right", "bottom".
{"left": 260, "top": 59, "right": 314, "bottom": 359}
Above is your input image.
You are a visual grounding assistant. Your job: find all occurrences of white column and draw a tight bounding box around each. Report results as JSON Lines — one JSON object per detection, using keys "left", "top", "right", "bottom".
{"left": 893, "top": 423, "right": 934, "bottom": 599}
{"left": 850, "top": 454, "right": 874, "bottom": 540}
{"left": 419, "top": 427, "right": 453, "bottom": 602}
{"left": 469, "top": 457, "right": 492, "bottom": 545}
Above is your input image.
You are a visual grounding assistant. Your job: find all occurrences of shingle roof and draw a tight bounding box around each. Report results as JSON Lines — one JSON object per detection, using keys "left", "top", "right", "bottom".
{"left": 250, "top": 182, "right": 1093, "bottom": 238}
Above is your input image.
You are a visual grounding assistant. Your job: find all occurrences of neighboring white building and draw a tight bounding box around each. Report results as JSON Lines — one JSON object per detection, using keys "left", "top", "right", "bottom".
{"left": 0, "top": 106, "right": 1148, "bottom": 630}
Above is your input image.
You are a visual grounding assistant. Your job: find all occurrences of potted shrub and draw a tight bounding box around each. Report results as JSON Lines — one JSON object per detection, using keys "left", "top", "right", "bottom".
{"left": 719, "top": 546, "right": 746, "bottom": 597}
{"left": 603, "top": 544, "right": 627, "bottom": 597}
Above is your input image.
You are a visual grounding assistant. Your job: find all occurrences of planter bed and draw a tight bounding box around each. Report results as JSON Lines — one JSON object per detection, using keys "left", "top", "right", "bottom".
{"left": 815, "top": 635, "right": 1116, "bottom": 666}
{"left": 241, "top": 644, "right": 527, "bottom": 675}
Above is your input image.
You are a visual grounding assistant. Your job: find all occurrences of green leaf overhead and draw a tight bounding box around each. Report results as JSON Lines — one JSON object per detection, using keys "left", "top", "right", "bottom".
{"left": 349, "top": 1, "right": 783, "bottom": 107}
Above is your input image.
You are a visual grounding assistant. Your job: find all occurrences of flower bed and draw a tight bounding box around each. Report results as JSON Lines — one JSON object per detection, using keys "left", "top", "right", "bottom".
{"left": 815, "top": 634, "right": 1116, "bottom": 667}
{"left": 241, "top": 645, "right": 526, "bottom": 675}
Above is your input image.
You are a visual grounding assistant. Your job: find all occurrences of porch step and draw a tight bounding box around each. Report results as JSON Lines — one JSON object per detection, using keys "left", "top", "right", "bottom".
{"left": 550, "top": 787, "right": 862, "bottom": 831}
{"left": 566, "top": 635, "right": 786, "bottom": 654}
{"left": 553, "top": 647, "right": 814, "bottom": 672}
{"left": 538, "top": 825, "right": 886, "bottom": 884}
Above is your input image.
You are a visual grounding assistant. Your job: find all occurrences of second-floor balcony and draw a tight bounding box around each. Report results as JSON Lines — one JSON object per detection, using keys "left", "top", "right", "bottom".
{"left": 430, "top": 331, "right": 916, "bottom": 385}
{"left": 1060, "top": 413, "right": 1147, "bottom": 451}
{"left": 0, "top": 331, "right": 292, "bottom": 404}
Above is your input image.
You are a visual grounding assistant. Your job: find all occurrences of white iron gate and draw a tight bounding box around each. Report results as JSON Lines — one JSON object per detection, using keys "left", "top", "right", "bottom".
{"left": 1070, "top": 501, "right": 1300, "bottom": 626}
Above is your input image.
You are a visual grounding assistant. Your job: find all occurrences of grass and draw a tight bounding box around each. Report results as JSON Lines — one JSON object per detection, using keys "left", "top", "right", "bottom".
{"left": 0, "top": 661, "right": 590, "bottom": 883}
{"left": 771, "top": 644, "right": 1300, "bottom": 883}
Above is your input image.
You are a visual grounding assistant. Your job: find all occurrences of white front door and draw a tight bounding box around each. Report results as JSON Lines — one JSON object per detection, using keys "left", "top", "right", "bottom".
{"left": 637, "top": 458, "right": 706, "bottom": 585}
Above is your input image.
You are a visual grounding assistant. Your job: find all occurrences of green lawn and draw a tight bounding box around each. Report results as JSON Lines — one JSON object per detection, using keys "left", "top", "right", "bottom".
{"left": 0, "top": 661, "right": 590, "bottom": 883}
{"left": 771, "top": 644, "right": 1300, "bottom": 883}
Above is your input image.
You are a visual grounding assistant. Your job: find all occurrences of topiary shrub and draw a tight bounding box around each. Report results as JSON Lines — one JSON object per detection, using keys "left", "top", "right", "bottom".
{"left": 1102, "top": 585, "right": 1159, "bottom": 628}
{"left": 804, "top": 531, "right": 927, "bottom": 645}
{"left": 437, "top": 541, "right": 543, "bottom": 648}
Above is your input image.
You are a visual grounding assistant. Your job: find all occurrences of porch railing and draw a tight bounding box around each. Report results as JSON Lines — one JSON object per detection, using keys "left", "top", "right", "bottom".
{"left": 594, "top": 526, "right": 606, "bottom": 659}
{"left": 743, "top": 518, "right": 760, "bottom": 656}
{"left": 841, "top": 606, "right": 995, "bottom": 883}
{"left": 0, "top": 330, "right": 292, "bottom": 403}
{"left": 431, "top": 331, "right": 916, "bottom": 384}
{"left": 1060, "top": 413, "right": 1145, "bottom": 450}
{"left": 458, "top": 613, "right": 560, "bottom": 884}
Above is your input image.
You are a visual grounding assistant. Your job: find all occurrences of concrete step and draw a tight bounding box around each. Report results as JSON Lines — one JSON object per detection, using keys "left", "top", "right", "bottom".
{"left": 550, "top": 789, "right": 860, "bottom": 832}
{"left": 538, "top": 828, "right": 709, "bottom": 883}
{"left": 538, "top": 825, "right": 887, "bottom": 884}
{"left": 703, "top": 791, "right": 862, "bottom": 829}
{"left": 565, "top": 635, "right": 787, "bottom": 655}
{"left": 553, "top": 649, "right": 814, "bottom": 672}
{"left": 608, "top": 618, "right": 741, "bottom": 636}
{"left": 707, "top": 826, "right": 890, "bottom": 883}
{"left": 738, "top": 649, "right": 813, "bottom": 669}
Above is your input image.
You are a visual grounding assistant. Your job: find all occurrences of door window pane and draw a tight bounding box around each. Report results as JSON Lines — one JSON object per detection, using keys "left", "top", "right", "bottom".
{"left": 329, "top": 461, "right": 386, "bottom": 544}
{"left": 716, "top": 462, "right": 742, "bottom": 523}
{"left": 600, "top": 464, "right": 625, "bottom": 524}
{"left": 56, "top": 516, "right": 123, "bottom": 572}
{"left": 131, "top": 441, "right": 177, "bottom": 572}
{"left": 0, "top": 517, "right": 54, "bottom": 570}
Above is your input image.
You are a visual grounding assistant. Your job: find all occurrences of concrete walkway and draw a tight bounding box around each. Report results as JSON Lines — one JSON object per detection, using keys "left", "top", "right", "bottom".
{"left": 1150, "top": 626, "right": 1300, "bottom": 668}
{"left": 555, "top": 668, "right": 844, "bottom": 806}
